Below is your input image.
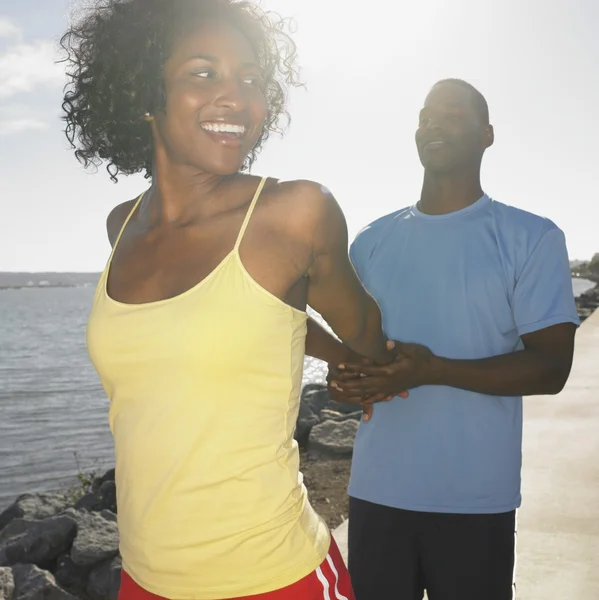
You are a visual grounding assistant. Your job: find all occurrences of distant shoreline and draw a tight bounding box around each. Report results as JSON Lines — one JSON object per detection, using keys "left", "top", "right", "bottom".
{"left": 1, "top": 274, "right": 596, "bottom": 294}
{"left": 0, "top": 272, "right": 100, "bottom": 290}
{"left": 572, "top": 273, "right": 599, "bottom": 284}
{"left": 0, "top": 284, "right": 92, "bottom": 290}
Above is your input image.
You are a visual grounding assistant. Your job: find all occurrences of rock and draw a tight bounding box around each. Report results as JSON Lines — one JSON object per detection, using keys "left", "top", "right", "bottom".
{"left": 294, "top": 402, "right": 321, "bottom": 447}
{"left": 0, "top": 567, "right": 15, "bottom": 600}
{"left": 302, "top": 387, "right": 332, "bottom": 414}
{"left": 100, "top": 510, "right": 117, "bottom": 523}
{"left": 11, "top": 564, "right": 76, "bottom": 600}
{"left": 308, "top": 419, "right": 359, "bottom": 459}
{"left": 54, "top": 554, "right": 90, "bottom": 598}
{"left": 91, "top": 469, "right": 116, "bottom": 493}
{"left": 0, "top": 522, "right": 30, "bottom": 546}
{"left": 303, "top": 386, "right": 361, "bottom": 416}
{"left": 319, "top": 409, "right": 362, "bottom": 422}
{"left": 75, "top": 481, "right": 117, "bottom": 514}
{"left": 0, "top": 515, "right": 77, "bottom": 567}
{"left": 326, "top": 397, "right": 365, "bottom": 415}
{"left": 301, "top": 383, "right": 326, "bottom": 398}
{"left": 65, "top": 509, "right": 119, "bottom": 567}
{"left": 0, "top": 494, "right": 71, "bottom": 532}
{"left": 87, "top": 556, "right": 121, "bottom": 600}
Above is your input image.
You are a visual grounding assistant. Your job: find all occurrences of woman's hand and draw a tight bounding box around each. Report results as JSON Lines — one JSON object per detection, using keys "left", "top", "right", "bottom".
{"left": 327, "top": 342, "right": 411, "bottom": 421}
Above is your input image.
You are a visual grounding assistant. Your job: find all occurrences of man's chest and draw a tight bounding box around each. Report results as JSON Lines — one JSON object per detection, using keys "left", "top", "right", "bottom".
{"left": 362, "top": 226, "right": 520, "bottom": 357}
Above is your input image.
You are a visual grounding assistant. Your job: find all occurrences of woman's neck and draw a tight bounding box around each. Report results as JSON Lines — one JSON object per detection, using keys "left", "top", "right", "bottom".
{"left": 142, "top": 153, "right": 236, "bottom": 225}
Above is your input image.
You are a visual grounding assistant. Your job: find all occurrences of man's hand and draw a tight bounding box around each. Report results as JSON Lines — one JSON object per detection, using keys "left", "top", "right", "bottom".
{"left": 326, "top": 342, "right": 413, "bottom": 422}
{"left": 328, "top": 340, "right": 439, "bottom": 414}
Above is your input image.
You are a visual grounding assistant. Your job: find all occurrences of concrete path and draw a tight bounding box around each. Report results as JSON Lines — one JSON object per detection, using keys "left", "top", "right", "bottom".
{"left": 333, "top": 308, "right": 599, "bottom": 598}
{"left": 332, "top": 519, "right": 348, "bottom": 564}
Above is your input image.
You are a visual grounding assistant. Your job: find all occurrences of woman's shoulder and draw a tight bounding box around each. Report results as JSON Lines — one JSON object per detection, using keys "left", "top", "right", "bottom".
{"left": 270, "top": 178, "right": 334, "bottom": 202}
{"left": 106, "top": 197, "right": 140, "bottom": 248}
{"left": 262, "top": 177, "right": 342, "bottom": 221}
{"left": 256, "top": 177, "right": 345, "bottom": 239}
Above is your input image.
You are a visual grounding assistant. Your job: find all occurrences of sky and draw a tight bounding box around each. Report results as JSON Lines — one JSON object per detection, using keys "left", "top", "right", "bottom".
{"left": 0, "top": 0, "right": 597, "bottom": 272}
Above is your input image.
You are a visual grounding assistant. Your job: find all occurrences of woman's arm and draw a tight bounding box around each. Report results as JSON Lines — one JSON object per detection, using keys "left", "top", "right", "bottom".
{"left": 305, "top": 317, "right": 356, "bottom": 365}
{"left": 300, "top": 184, "right": 392, "bottom": 365}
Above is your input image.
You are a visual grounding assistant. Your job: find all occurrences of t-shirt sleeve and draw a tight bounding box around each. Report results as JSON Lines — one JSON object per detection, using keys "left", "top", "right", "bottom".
{"left": 513, "top": 228, "right": 580, "bottom": 336}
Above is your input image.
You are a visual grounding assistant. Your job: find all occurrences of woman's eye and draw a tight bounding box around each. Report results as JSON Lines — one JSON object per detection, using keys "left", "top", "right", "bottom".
{"left": 193, "top": 70, "right": 213, "bottom": 79}
{"left": 243, "top": 76, "right": 263, "bottom": 87}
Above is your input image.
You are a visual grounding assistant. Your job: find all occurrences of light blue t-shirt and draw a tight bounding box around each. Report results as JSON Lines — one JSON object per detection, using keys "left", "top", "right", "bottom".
{"left": 348, "top": 195, "right": 580, "bottom": 514}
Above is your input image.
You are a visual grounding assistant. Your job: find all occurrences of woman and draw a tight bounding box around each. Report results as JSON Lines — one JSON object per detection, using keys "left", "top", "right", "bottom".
{"left": 61, "top": 1, "right": 391, "bottom": 598}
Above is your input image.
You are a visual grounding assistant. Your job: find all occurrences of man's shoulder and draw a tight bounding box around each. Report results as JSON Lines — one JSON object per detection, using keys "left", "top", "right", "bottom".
{"left": 351, "top": 207, "right": 413, "bottom": 253}
{"left": 489, "top": 197, "right": 561, "bottom": 239}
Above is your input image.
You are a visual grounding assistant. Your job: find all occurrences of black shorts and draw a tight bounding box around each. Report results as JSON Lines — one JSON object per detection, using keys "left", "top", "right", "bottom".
{"left": 348, "top": 496, "right": 516, "bottom": 600}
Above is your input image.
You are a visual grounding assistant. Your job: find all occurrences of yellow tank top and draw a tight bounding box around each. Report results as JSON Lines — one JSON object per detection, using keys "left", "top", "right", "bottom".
{"left": 86, "top": 178, "right": 330, "bottom": 599}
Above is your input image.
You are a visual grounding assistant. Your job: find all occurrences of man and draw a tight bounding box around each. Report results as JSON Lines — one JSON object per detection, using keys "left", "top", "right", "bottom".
{"left": 328, "top": 79, "right": 580, "bottom": 600}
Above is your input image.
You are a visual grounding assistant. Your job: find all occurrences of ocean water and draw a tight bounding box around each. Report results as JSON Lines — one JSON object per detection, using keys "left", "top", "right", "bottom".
{"left": 0, "top": 278, "right": 595, "bottom": 508}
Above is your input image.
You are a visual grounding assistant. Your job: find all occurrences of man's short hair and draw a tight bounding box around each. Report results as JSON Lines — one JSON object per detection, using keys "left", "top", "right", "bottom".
{"left": 433, "top": 78, "right": 490, "bottom": 125}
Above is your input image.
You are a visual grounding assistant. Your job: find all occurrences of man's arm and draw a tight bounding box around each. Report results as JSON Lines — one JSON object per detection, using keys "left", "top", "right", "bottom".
{"left": 432, "top": 227, "right": 580, "bottom": 396}
{"left": 332, "top": 323, "right": 576, "bottom": 399}
{"left": 431, "top": 323, "right": 576, "bottom": 395}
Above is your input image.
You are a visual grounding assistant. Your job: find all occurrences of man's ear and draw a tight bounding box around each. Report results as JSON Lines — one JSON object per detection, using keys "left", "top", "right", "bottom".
{"left": 485, "top": 124, "right": 495, "bottom": 149}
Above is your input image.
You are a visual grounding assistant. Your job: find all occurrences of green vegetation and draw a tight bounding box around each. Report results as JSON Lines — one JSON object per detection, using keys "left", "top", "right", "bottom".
{"left": 572, "top": 253, "right": 599, "bottom": 282}
{"left": 63, "top": 452, "right": 99, "bottom": 503}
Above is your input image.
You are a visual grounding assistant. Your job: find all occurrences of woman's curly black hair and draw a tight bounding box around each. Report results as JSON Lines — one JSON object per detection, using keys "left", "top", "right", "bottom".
{"left": 60, "top": 0, "right": 301, "bottom": 181}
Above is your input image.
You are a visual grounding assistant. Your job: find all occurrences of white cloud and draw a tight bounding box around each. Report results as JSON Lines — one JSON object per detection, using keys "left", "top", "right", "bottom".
{"left": 0, "top": 117, "right": 47, "bottom": 135}
{"left": 0, "top": 17, "right": 21, "bottom": 41}
{"left": 0, "top": 39, "right": 65, "bottom": 99}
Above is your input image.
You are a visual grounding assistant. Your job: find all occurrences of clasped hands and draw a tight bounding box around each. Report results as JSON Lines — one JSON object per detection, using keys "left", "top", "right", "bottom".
{"left": 327, "top": 340, "right": 438, "bottom": 421}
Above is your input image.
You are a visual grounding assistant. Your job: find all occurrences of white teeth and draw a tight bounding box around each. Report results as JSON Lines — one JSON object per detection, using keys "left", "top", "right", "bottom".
{"left": 201, "top": 123, "right": 246, "bottom": 134}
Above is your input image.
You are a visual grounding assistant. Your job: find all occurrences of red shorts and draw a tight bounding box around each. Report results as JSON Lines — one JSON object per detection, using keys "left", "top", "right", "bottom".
{"left": 118, "top": 537, "right": 354, "bottom": 600}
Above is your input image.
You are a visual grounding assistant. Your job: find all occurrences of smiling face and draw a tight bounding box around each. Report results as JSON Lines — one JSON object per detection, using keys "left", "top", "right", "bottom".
{"left": 415, "top": 81, "right": 493, "bottom": 174}
{"left": 151, "top": 18, "right": 268, "bottom": 176}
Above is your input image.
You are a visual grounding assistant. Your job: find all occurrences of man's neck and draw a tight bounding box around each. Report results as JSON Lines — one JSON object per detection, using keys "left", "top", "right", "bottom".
{"left": 418, "top": 170, "right": 485, "bottom": 216}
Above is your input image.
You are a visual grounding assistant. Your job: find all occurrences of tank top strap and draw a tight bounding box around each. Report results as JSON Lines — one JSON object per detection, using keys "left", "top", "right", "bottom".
{"left": 106, "top": 192, "right": 145, "bottom": 265}
{"left": 234, "top": 177, "right": 268, "bottom": 251}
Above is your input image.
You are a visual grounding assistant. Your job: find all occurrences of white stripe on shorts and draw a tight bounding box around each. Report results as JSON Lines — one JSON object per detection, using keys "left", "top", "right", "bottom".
{"left": 315, "top": 566, "right": 331, "bottom": 600}
{"left": 326, "top": 554, "right": 349, "bottom": 600}
{"left": 315, "top": 550, "right": 349, "bottom": 600}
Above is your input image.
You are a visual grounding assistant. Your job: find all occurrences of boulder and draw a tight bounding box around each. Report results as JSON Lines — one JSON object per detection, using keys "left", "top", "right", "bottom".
{"left": 319, "top": 409, "right": 362, "bottom": 422}
{"left": 75, "top": 481, "right": 117, "bottom": 514}
{"left": 301, "top": 383, "right": 325, "bottom": 398}
{"left": 65, "top": 510, "right": 119, "bottom": 568}
{"left": 11, "top": 564, "right": 76, "bottom": 600}
{"left": 0, "top": 515, "right": 77, "bottom": 567}
{"left": 0, "top": 567, "right": 15, "bottom": 600}
{"left": 302, "top": 387, "right": 332, "bottom": 415}
{"left": 0, "top": 494, "right": 71, "bottom": 532}
{"left": 303, "top": 386, "right": 362, "bottom": 416}
{"left": 87, "top": 556, "right": 121, "bottom": 600}
{"left": 91, "top": 469, "right": 116, "bottom": 494}
{"left": 99, "top": 510, "right": 117, "bottom": 524}
{"left": 308, "top": 420, "right": 359, "bottom": 459}
{"left": 54, "top": 554, "right": 90, "bottom": 598}
{"left": 294, "top": 402, "right": 320, "bottom": 447}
